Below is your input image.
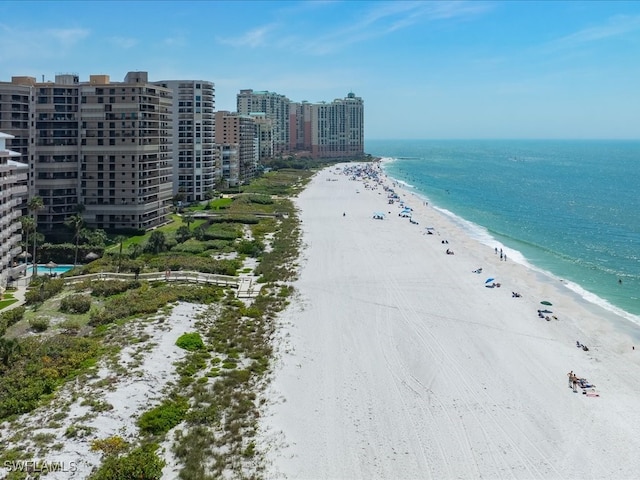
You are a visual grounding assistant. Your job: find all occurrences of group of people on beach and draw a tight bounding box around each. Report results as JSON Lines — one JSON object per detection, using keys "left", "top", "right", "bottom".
{"left": 567, "top": 370, "right": 598, "bottom": 396}
{"left": 537, "top": 310, "right": 557, "bottom": 321}
{"left": 576, "top": 340, "right": 589, "bottom": 351}
{"left": 495, "top": 247, "right": 507, "bottom": 261}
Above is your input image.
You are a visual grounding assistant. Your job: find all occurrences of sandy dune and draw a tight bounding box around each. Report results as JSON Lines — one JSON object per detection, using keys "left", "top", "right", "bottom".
{"left": 260, "top": 163, "right": 640, "bottom": 480}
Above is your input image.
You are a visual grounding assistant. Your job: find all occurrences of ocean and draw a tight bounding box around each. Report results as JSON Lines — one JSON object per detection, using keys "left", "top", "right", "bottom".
{"left": 366, "top": 139, "right": 640, "bottom": 326}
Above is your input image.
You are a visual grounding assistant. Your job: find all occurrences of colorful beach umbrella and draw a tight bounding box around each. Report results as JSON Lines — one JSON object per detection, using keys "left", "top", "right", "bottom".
{"left": 485, "top": 278, "right": 495, "bottom": 283}
{"left": 540, "top": 300, "right": 552, "bottom": 306}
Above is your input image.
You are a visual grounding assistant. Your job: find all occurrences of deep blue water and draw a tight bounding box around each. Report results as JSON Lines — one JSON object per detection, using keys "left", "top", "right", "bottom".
{"left": 366, "top": 139, "right": 640, "bottom": 323}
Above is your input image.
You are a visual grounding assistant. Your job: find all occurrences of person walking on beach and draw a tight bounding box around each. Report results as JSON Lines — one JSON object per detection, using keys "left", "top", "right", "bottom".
{"left": 567, "top": 370, "right": 574, "bottom": 388}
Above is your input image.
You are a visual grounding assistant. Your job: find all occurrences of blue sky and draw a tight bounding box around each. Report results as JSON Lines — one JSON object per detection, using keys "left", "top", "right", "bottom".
{"left": 1, "top": 0, "right": 639, "bottom": 139}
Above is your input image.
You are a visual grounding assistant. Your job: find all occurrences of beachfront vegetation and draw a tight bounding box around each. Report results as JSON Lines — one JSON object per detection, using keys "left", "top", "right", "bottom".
{"left": 0, "top": 167, "right": 316, "bottom": 478}
{"left": 176, "top": 332, "right": 205, "bottom": 351}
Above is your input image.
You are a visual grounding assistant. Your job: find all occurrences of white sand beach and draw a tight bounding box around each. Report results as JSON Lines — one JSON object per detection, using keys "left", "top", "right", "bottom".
{"left": 260, "top": 163, "right": 640, "bottom": 479}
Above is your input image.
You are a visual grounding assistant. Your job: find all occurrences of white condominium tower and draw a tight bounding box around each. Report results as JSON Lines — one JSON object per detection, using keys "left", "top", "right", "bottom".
{"left": 155, "top": 80, "right": 216, "bottom": 203}
{"left": 0, "top": 132, "right": 28, "bottom": 290}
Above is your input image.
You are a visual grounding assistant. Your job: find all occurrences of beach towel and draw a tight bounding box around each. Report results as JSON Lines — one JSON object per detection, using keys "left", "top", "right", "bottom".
{"left": 585, "top": 391, "right": 600, "bottom": 397}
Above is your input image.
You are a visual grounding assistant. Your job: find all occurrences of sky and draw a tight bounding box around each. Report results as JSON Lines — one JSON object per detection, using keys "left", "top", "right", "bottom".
{"left": 1, "top": 0, "right": 639, "bottom": 140}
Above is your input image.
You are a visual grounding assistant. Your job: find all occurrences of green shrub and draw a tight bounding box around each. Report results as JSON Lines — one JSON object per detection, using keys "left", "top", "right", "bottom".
{"left": 91, "top": 280, "right": 140, "bottom": 297}
{"left": 0, "top": 306, "right": 25, "bottom": 329}
{"left": 29, "top": 317, "right": 50, "bottom": 332}
{"left": 25, "top": 278, "right": 64, "bottom": 305}
{"left": 203, "top": 225, "right": 240, "bottom": 241}
{"left": 248, "top": 194, "right": 274, "bottom": 205}
{"left": 0, "top": 336, "right": 100, "bottom": 420}
{"left": 89, "top": 444, "right": 165, "bottom": 480}
{"left": 170, "top": 239, "right": 206, "bottom": 254}
{"left": 236, "top": 239, "right": 264, "bottom": 257}
{"left": 138, "top": 397, "right": 189, "bottom": 435}
{"left": 89, "top": 284, "right": 224, "bottom": 327}
{"left": 176, "top": 333, "right": 205, "bottom": 351}
{"left": 90, "top": 436, "right": 129, "bottom": 456}
{"left": 202, "top": 239, "right": 232, "bottom": 251}
{"left": 60, "top": 294, "right": 92, "bottom": 314}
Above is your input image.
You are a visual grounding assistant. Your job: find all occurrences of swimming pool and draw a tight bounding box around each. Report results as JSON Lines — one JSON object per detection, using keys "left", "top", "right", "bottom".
{"left": 27, "top": 264, "right": 76, "bottom": 276}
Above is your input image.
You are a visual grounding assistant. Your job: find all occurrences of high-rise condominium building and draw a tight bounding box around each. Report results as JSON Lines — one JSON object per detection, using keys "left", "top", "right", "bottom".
{"left": 155, "top": 80, "right": 216, "bottom": 203}
{"left": 237, "top": 89, "right": 290, "bottom": 155}
{"left": 242, "top": 90, "right": 364, "bottom": 160}
{"left": 0, "top": 132, "right": 28, "bottom": 290}
{"left": 0, "top": 72, "right": 173, "bottom": 233}
{"left": 289, "top": 101, "right": 313, "bottom": 154}
{"left": 249, "top": 113, "right": 274, "bottom": 162}
{"left": 214, "top": 111, "right": 258, "bottom": 185}
{"left": 307, "top": 92, "right": 364, "bottom": 159}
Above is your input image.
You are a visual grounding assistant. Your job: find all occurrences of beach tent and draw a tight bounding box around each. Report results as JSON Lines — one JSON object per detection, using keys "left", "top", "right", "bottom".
{"left": 373, "top": 212, "right": 385, "bottom": 220}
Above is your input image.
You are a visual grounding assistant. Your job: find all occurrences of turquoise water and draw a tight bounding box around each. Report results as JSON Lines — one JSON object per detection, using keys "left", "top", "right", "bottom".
{"left": 366, "top": 139, "right": 640, "bottom": 323}
{"left": 27, "top": 264, "right": 75, "bottom": 275}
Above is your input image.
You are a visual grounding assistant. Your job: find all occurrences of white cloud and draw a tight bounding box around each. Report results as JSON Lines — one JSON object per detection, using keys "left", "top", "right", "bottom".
{"left": 217, "top": 24, "right": 279, "bottom": 48}
{"left": 299, "top": 1, "right": 493, "bottom": 55}
{"left": 0, "top": 24, "right": 90, "bottom": 63}
{"left": 549, "top": 14, "right": 640, "bottom": 50}
{"left": 109, "top": 36, "right": 138, "bottom": 49}
{"left": 45, "top": 27, "right": 90, "bottom": 47}
{"left": 164, "top": 35, "right": 187, "bottom": 47}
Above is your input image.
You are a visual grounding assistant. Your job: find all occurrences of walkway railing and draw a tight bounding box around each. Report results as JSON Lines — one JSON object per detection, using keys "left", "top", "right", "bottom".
{"left": 62, "top": 271, "right": 260, "bottom": 298}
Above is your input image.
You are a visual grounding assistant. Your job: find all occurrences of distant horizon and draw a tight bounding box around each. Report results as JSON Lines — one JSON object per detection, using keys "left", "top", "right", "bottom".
{"left": 365, "top": 137, "right": 640, "bottom": 142}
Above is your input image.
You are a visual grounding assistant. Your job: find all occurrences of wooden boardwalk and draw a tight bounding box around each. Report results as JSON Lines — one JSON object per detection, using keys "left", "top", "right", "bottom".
{"left": 62, "top": 271, "right": 261, "bottom": 298}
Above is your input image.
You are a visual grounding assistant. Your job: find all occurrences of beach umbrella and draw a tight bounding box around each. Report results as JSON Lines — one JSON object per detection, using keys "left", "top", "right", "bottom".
{"left": 485, "top": 278, "right": 495, "bottom": 284}
{"left": 85, "top": 252, "right": 100, "bottom": 261}
{"left": 45, "top": 260, "right": 57, "bottom": 275}
{"left": 17, "top": 251, "right": 31, "bottom": 259}
{"left": 540, "top": 300, "right": 553, "bottom": 306}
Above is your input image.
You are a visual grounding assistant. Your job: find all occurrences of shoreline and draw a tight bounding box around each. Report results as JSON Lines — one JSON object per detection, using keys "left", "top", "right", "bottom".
{"left": 379, "top": 156, "right": 640, "bottom": 330}
{"left": 259, "top": 162, "right": 640, "bottom": 479}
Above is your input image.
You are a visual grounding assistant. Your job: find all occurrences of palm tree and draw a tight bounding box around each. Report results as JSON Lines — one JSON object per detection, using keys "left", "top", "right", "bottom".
{"left": 65, "top": 213, "right": 85, "bottom": 267}
{"left": 183, "top": 212, "right": 194, "bottom": 231}
{"left": 146, "top": 231, "right": 166, "bottom": 255}
{"left": 27, "top": 196, "right": 44, "bottom": 276}
{"left": 115, "top": 235, "right": 126, "bottom": 273}
{"left": 128, "top": 242, "right": 142, "bottom": 259}
{"left": 20, "top": 216, "right": 35, "bottom": 262}
{"left": 176, "top": 225, "right": 191, "bottom": 244}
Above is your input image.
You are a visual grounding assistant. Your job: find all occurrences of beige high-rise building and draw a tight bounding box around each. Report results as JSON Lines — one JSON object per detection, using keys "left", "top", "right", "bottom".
{"left": 0, "top": 72, "right": 173, "bottom": 233}
{"left": 308, "top": 92, "right": 364, "bottom": 159}
{"left": 290, "top": 101, "right": 313, "bottom": 154}
{"left": 249, "top": 112, "right": 274, "bottom": 162}
{"left": 155, "top": 80, "right": 216, "bottom": 203}
{"left": 241, "top": 90, "right": 364, "bottom": 160}
{"left": 0, "top": 132, "right": 28, "bottom": 290}
{"left": 237, "top": 89, "right": 289, "bottom": 155}
{"left": 214, "top": 111, "right": 258, "bottom": 186}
